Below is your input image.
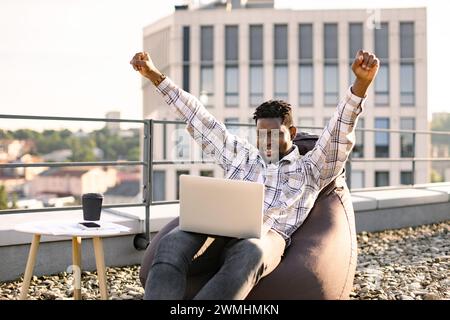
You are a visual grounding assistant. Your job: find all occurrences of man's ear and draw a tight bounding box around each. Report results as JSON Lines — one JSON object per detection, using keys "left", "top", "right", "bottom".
{"left": 289, "top": 126, "right": 297, "bottom": 140}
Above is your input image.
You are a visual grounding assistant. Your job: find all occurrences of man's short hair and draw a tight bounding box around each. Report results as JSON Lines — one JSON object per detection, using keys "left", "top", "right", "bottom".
{"left": 253, "top": 100, "right": 294, "bottom": 128}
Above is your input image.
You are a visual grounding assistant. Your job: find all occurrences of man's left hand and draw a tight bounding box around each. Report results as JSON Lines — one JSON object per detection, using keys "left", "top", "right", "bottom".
{"left": 352, "top": 50, "right": 379, "bottom": 84}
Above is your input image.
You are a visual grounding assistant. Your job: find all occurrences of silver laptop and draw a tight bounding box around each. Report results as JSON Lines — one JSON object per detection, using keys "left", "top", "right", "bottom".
{"left": 179, "top": 175, "right": 265, "bottom": 239}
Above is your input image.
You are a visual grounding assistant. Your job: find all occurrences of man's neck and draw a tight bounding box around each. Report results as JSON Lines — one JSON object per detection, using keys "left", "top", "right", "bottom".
{"left": 280, "top": 145, "right": 295, "bottom": 159}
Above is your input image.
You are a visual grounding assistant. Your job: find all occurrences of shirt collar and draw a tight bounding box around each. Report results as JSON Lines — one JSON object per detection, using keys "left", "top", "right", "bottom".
{"left": 279, "top": 144, "right": 301, "bottom": 164}
{"left": 259, "top": 145, "right": 301, "bottom": 166}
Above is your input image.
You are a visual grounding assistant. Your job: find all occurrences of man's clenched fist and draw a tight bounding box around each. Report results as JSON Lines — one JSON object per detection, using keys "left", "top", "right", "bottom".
{"left": 130, "top": 52, "right": 158, "bottom": 80}
{"left": 352, "top": 50, "right": 379, "bottom": 83}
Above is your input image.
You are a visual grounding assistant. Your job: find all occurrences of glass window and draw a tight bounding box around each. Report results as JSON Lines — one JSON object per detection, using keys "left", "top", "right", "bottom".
{"left": 225, "top": 117, "right": 240, "bottom": 136}
{"left": 225, "top": 25, "right": 238, "bottom": 61}
{"left": 153, "top": 170, "right": 166, "bottom": 201}
{"left": 401, "top": 171, "right": 413, "bottom": 185}
{"left": 353, "top": 118, "right": 364, "bottom": 158}
{"left": 299, "top": 64, "right": 313, "bottom": 106}
{"left": 176, "top": 170, "right": 190, "bottom": 199}
{"left": 324, "top": 64, "right": 338, "bottom": 105}
{"left": 299, "top": 24, "right": 313, "bottom": 60}
{"left": 183, "top": 26, "right": 190, "bottom": 62}
{"left": 175, "top": 124, "right": 190, "bottom": 160}
{"left": 274, "top": 64, "right": 288, "bottom": 101}
{"left": 349, "top": 23, "right": 363, "bottom": 59}
{"left": 200, "top": 66, "right": 214, "bottom": 107}
{"left": 250, "top": 65, "right": 264, "bottom": 106}
{"left": 374, "top": 23, "right": 389, "bottom": 60}
{"left": 375, "top": 171, "right": 390, "bottom": 187}
{"left": 200, "top": 170, "right": 214, "bottom": 177}
{"left": 298, "top": 117, "right": 314, "bottom": 131}
{"left": 274, "top": 24, "right": 288, "bottom": 61}
{"left": 351, "top": 170, "right": 365, "bottom": 189}
{"left": 400, "top": 22, "right": 414, "bottom": 59}
{"left": 324, "top": 23, "right": 338, "bottom": 60}
{"left": 200, "top": 26, "right": 214, "bottom": 62}
{"left": 182, "top": 26, "right": 190, "bottom": 92}
{"left": 348, "top": 23, "right": 363, "bottom": 86}
{"left": 375, "top": 118, "right": 389, "bottom": 158}
{"left": 400, "top": 118, "right": 415, "bottom": 158}
{"left": 249, "top": 25, "right": 263, "bottom": 61}
{"left": 183, "top": 65, "right": 190, "bottom": 92}
{"left": 375, "top": 64, "right": 389, "bottom": 105}
{"left": 225, "top": 66, "right": 239, "bottom": 107}
{"left": 400, "top": 63, "right": 415, "bottom": 106}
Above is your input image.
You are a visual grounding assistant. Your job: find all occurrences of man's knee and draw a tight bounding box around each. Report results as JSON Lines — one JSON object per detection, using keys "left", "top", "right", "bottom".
{"left": 153, "top": 230, "right": 204, "bottom": 267}
{"left": 224, "top": 240, "right": 264, "bottom": 267}
{"left": 154, "top": 231, "right": 189, "bottom": 265}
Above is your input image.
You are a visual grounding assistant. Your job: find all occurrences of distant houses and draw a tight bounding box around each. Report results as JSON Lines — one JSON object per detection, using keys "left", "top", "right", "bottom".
{"left": 29, "top": 167, "right": 117, "bottom": 198}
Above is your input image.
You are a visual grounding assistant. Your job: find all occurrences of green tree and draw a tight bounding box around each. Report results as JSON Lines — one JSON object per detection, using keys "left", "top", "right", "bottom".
{"left": 69, "top": 137, "right": 97, "bottom": 162}
{"left": 430, "top": 169, "right": 444, "bottom": 183}
{"left": 0, "top": 185, "right": 8, "bottom": 210}
{"left": 0, "top": 129, "right": 13, "bottom": 140}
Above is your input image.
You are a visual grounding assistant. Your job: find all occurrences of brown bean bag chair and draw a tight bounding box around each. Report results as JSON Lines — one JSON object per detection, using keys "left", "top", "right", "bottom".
{"left": 139, "top": 133, "right": 357, "bottom": 299}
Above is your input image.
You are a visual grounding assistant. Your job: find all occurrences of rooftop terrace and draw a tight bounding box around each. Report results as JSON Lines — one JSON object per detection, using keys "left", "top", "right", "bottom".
{"left": 1, "top": 221, "right": 448, "bottom": 300}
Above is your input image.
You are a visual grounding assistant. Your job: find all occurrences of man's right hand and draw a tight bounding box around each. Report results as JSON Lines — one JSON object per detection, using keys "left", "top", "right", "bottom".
{"left": 130, "top": 52, "right": 160, "bottom": 81}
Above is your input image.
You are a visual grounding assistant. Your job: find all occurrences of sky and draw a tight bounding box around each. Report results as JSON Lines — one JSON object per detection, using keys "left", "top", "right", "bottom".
{"left": 0, "top": 0, "right": 449, "bottom": 131}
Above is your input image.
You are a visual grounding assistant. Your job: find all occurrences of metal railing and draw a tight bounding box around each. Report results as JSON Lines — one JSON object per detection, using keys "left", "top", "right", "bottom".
{"left": 0, "top": 114, "right": 152, "bottom": 250}
{"left": 1, "top": 114, "right": 450, "bottom": 250}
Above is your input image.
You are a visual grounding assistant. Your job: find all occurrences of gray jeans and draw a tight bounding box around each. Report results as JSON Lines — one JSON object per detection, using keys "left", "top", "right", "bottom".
{"left": 144, "top": 227, "right": 286, "bottom": 300}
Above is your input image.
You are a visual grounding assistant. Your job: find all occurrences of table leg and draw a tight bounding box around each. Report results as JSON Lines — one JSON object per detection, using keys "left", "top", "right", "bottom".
{"left": 92, "top": 237, "right": 108, "bottom": 300}
{"left": 20, "top": 234, "right": 41, "bottom": 300}
{"left": 72, "top": 236, "right": 82, "bottom": 300}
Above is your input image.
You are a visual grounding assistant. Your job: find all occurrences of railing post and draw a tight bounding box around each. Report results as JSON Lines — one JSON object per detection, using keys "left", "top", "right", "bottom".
{"left": 412, "top": 131, "right": 416, "bottom": 185}
{"left": 163, "top": 121, "right": 167, "bottom": 160}
{"left": 134, "top": 119, "right": 152, "bottom": 250}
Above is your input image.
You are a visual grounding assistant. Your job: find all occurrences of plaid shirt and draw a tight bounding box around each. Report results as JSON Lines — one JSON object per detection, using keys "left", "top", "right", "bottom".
{"left": 156, "top": 77, "right": 365, "bottom": 245}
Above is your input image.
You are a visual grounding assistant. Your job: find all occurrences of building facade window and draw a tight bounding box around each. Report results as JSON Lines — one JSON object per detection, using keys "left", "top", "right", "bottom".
{"left": 274, "top": 24, "right": 288, "bottom": 101}
{"left": 249, "top": 65, "right": 263, "bottom": 106}
{"left": 401, "top": 171, "right": 413, "bottom": 185}
{"left": 176, "top": 170, "right": 190, "bottom": 199}
{"left": 299, "top": 24, "right": 313, "bottom": 106}
{"left": 175, "top": 124, "right": 190, "bottom": 160}
{"left": 225, "top": 25, "right": 239, "bottom": 107}
{"left": 153, "top": 170, "right": 166, "bottom": 201}
{"left": 375, "top": 118, "right": 390, "bottom": 157}
{"left": 400, "top": 22, "right": 415, "bottom": 106}
{"left": 324, "top": 23, "right": 338, "bottom": 106}
{"left": 249, "top": 25, "right": 264, "bottom": 107}
{"left": 351, "top": 170, "right": 365, "bottom": 189}
{"left": 353, "top": 118, "right": 364, "bottom": 158}
{"left": 182, "top": 26, "right": 190, "bottom": 92}
{"left": 375, "top": 171, "right": 390, "bottom": 187}
{"left": 400, "top": 117, "right": 415, "bottom": 157}
{"left": 400, "top": 63, "right": 415, "bottom": 106}
{"left": 297, "top": 117, "right": 314, "bottom": 131}
{"left": 200, "top": 26, "right": 214, "bottom": 107}
{"left": 348, "top": 23, "right": 363, "bottom": 86}
{"left": 225, "top": 117, "right": 240, "bottom": 136}
{"left": 200, "top": 170, "right": 214, "bottom": 177}
{"left": 374, "top": 23, "right": 389, "bottom": 106}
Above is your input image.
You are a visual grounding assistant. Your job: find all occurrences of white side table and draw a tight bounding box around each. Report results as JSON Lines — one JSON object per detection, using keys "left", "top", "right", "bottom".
{"left": 14, "top": 220, "right": 129, "bottom": 300}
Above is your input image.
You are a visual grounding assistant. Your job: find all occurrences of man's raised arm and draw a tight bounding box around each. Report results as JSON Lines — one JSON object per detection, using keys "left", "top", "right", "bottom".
{"left": 130, "top": 52, "right": 255, "bottom": 171}
{"left": 305, "top": 50, "right": 379, "bottom": 190}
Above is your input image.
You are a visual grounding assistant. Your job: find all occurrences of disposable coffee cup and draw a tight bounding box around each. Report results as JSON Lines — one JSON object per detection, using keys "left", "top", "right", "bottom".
{"left": 82, "top": 193, "right": 103, "bottom": 221}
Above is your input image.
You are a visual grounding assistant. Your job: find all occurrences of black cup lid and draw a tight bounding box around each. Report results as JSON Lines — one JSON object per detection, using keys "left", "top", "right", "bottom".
{"left": 82, "top": 193, "right": 103, "bottom": 199}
